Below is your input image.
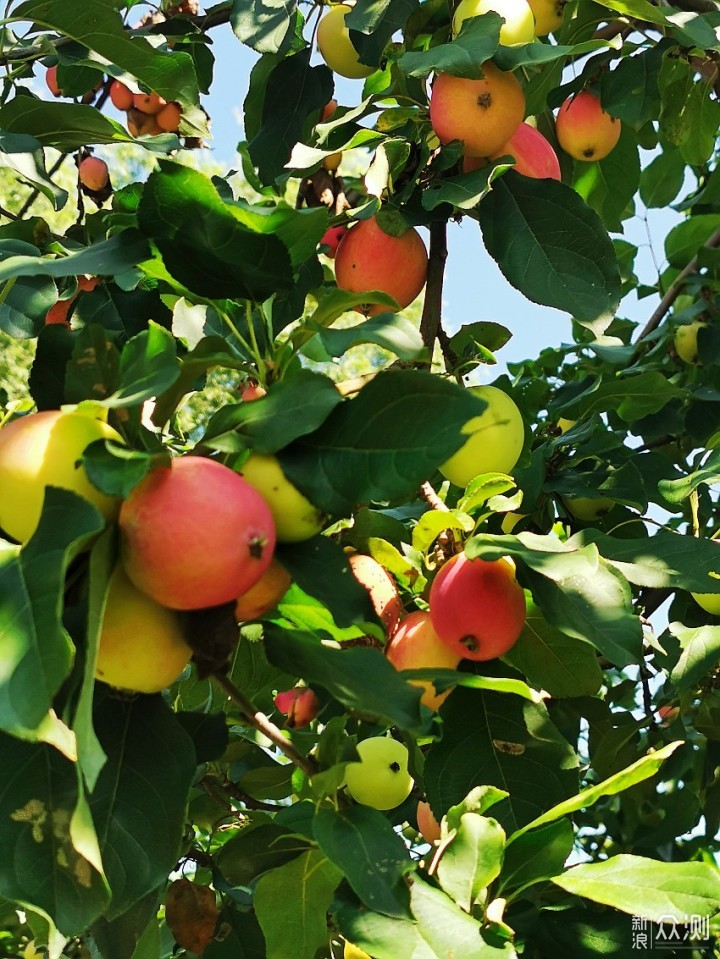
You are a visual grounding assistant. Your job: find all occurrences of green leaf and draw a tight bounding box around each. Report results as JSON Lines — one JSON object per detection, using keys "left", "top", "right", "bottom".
{"left": 263, "top": 625, "right": 430, "bottom": 736}
{"left": 216, "top": 823, "right": 312, "bottom": 887}
{"left": 0, "top": 99, "right": 134, "bottom": 152}
{"left": 310, "top": 313, "right": 426, "bottom": 362}
{"left": 102, "top": 322, "right": 180, "bottom": 409}
{"left": 279, "top": 370, "right": 487, "bottom": 515}
{"left": 346, "top": 0, "right": 420, "bottom": 67}
{"left": 314, "top": 806, "right": 412, "bottom": 917}
{"left": 668, "top": 622, "right": 720, "bottom": 691}
{"left": 231, "top": 0, "right": 298, "bottom": 54}
{"left": 508, "top": 741, "right": 683, "bottom": 842}
{"left": 0, "top": 734, "right": 109, "bottom": 935}
{"left": 425, "top": 688, "right": 579, "bottom": 832}
{"left": 0, "top": 131, "right": 67, "bottom": 209}
{"left": 659, "top": 448, "right": 720, "bottom": 503}
{"left": 665, "top": 214, "right": 720, "bottom": 269}
{"left": 552, "top": 855, "right": 720, "bottom": 921}
{"left": 0, "top": 231, "right": 151, "bottom": 285}
{"left": 571, "top": 128, "right": 639, "bottom": 233}
{"left": 248, "top": 50, "right": 333, "bottom": 184}
{"left": 254, "top": 850, "right": 341, "bottom": 959}
{"left": 658, "top": 56, "right": 720, "bottom": 166}
{"left": 89, "top": 690, "right": 198, "bottom": 919}
{"left": 398, "top": 16, "right": 501, "bottom": 78}
{"left": 12, "top": 0, "right": 200, "bottom": 107}
{"left": 555, "top": 371, "right": 682, "bottom": 422}
{"left": 503, "top": 598, "right": 603, "bottom": 699}
{"left": 138, "top": 161, "right": 294, "bottom": 301}
{"left": 412, "top": 509, "right": 474, "bottom": 554}
{"left": 0, "top": 240, "right": 56, "bottom": 338}
{"left": 639, "top": 148, "right": 685, "bottom": 208}
{"left": 277, "top": 536, "right": 377, "bottom": 630}
{"left": 0, "top": 489, "right": 104, "bottom": 738}
{"left": 478, "top": 174, "right": 621, "bottom": 333}
{"left": 465, "top": 533, "right": 642, "bottom": 668}
{"left": 203, "top": 370, "right": 343, "bottom": 454}
{"left": 423, "top": 163, "right": 510, "bottom": 212}
{"left": 437, "top": 814, "right": 505, "bottom": 912}
{"left": 498, "top": 818, "right": 573, "bottom": 897}
{"left": 598, "top": 44, "right": 663, "bottom": 128}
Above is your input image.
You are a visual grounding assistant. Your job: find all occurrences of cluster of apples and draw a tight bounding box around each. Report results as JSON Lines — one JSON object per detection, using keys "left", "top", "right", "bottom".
{"left": 0, "top": 406, "right": 328, "bottom": 695}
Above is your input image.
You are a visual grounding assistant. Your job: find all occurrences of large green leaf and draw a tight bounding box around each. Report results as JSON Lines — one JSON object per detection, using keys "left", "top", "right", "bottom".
{"left": 203, "top": 370, "right": 343, "bottom": 454}
{"left": 263, "top": 625, "right": 430, "bottom": 736}
{"left": 231, "top": 0, "right": 298, "bottom": 54}
{"left": 668, "top": 622, "right": 720, "bottom": 691}
{"left": 425, "top": 688, "right": 579, "bottom": 832}
{"left": 0, "top": 490, "right": 104, "bottom": 738}
{"left": 0, "top": 240, "right": 57, "bottom": 338}
{"left": 12, "top": 0, "right": 200, "bottom": 107}
{"left": 254, "top": 850, "right": 341, "bottom": 959}
{"left": 314, "top": 806, "right": 412, "bottom": 917}
{"left": 138, "top": 161, "right": 294, "bottom": 301}
{"left": 508, "top": 741, "right": 683, "bottom": 842}
{"left": 398, "top": 16, "right": 501, "bottom": 78}
{"left": 216, "top": 823, "right": 312, "bottom": 887}
{"left": 498, "top": 818, "right": 574, "bottom": 897}
{"left": 553, "top": 855, "right": 720, "bottom": 921}
{"left": 0, "top": 231, "right": 151, "bottom": 285}
{"left": 478, "top": 174, "right": 621, "bottom": 333}
{"left": 279, "top": 370, "right": 486, "bottom": 515}
{"left": 346, "top": 0, "right": 420, "bottom": 66}
{"left": 309, "top": 313, "right": 426, "bottom": 362}
{"left": 0, "top": 99, "right": 134, "bottom": 152}
{"left": 659, "top": 448, "right": 720, "bottom": 504}
{"left": 0, "top": 131, "right": 67, "bottom": 209}
{"left": 465, "top": 533, "right": 642, "bottom": 668}
{"left": 504, "top": 598, "right": 602, "bottom": 699}
{"left": 554, "top": 371, "right": 683, "bottom": 422}
{"left": 89, "top": 690, "right": 198, "bottom": 920}
{"left": 571, "top": 129, "right": 640, "bottom": 233}
{"left": 0, "top": 734, "right": 109, "bottom": 935}
{"left": 436, "top": 813, "right": 505, "bottom": 912}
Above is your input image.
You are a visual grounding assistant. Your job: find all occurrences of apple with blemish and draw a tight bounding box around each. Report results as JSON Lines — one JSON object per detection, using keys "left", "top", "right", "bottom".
{"left": 344, "top": 737, "right": 414, "bottom": 810}
{"left": 349, "top": 553, "right": 403, "bottom": 636}
{"left": 556, "top": 91, "right": 620, "bottom": 162}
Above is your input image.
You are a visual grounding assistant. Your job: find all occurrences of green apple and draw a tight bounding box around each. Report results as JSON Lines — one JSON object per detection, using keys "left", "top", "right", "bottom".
{"left": 565, "top": 496, "right": 614, "bottom": 521}
{"left": 674, "top": 320, "right": 707, "bottom": 364}
{"left": 453, "top": 0, "right": 535, "bottom": 45}
{"left": 0, "top": 407, "right": 123, "bottom": 543}
{"left": 344, "top": 737, "right": 414, "bottom": 810}
{"left": 692, "top": 591, "right": 720, "bottom": 615}
{"left": 439, "top": 385, "right": 525, "bottom": 488}
{"left": 237, "top": 452, "right": 325, "bottom": 543}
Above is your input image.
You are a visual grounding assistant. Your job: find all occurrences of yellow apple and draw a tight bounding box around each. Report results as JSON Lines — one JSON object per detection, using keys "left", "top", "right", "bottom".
{"left": 237, "top": 452, "right": 325, "bottom": 542}
{"left": 345, "top": 737, "right": 414, "bottom": 810}
{"left": 528, "top": 0, "right": 564, "bottom": 34}
{"left": 674, "top": 321, "right": 707, "bottom": 364}
{"left": 439, "top": 385, "right": 525, "bottom": 488}
{"left": 96, "top": 565, "right": 193, "bottom": 693}
{"left": 453, "top": 0, "right": 535, "bottom": 46}
{"left": 565, "top": 496, "right": 614, "bottom": 521}
{"left": 0, "top": 408, "right": 123, "bottom": 543}
{"left": 317, "top": 5, "right": 373, "bottom": 79}
{"left": 692, "top": 591, "right": 720, "bottom": 615}
{"left": 557, "top": 417, "right": 576, "bottom": 433}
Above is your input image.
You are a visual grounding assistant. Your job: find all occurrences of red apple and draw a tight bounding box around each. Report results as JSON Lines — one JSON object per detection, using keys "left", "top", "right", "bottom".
{"left": 385, "top": 611, "right": 460, "bottom": 709}
{"left": 78, "top": 157, "right": 110, "bottom": 192}
{"left": 110, "top": 81, "right": 134, "bottom": 111}
{"left": 555, "top": 91, "right": 621, "bottom": 162}
{"left": 46, "top": 65, "right": 61, "bottom": 97}
{"left": 119, "top": 456, "right": 276, "bottom": 610}
{"left": 274, "top": 686, "right": 319, "bottom": 728}
{"left": 429, "top": 552, "right": 526, "bottom": 661}
{"left": 319, "top": 224, "right": 348, "bottom": 258}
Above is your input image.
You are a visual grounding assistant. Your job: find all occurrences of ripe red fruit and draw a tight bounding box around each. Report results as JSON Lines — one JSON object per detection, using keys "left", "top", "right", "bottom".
{"left": 157, "top": 102, "right": 182, "bottom": 132}
{"left": 46, "top": 65, "right": 61, "bottom": 97}
{"left": 319, "top": 224, "right": 348, "bottom": 258}
{"left": 321, "top": 99, "right": 338, "bottom": 122}
{"left": 240, "top": 380, "right": 267, "bottom": 401}
{"left": 45, "top": 299, "right": 73, "bottom": 327}
{"left": 133, "top": 91, "right": 167, "bottom": 115}
{"left": 463, "top": 122, "right": 561, "bottom": 180}
{"left": 78, "top": 157, "right": 110, "bottom": 192}
{"left": 119, "top": 456, "right": 276, "bottom": 610}
{"left": 385, "top": 611, "right": 460, "bottom": 710}
{"left": 429, "top": 553, "right": 526, "bottom": 661}
{"left": 109, "top": 81, "right": 134, "bottom": 111}
{"left": 335, "top": 216, "right": 428, "bottom": 315}
{"left": 555, "top": 91, "right": 620, "bottom": 162}
{"left": 274, "top": 687, "right": 320, "bottom": 728}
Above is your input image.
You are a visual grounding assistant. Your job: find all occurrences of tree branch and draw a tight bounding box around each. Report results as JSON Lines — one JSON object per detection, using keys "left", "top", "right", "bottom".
{"left": 212, "top": 672, "right": 317, "bottom": 776}
{"left": 419, "top": 220, "right": 448, "bottom": 362}
{"left": 631, "top": 226, "right": 720, "bottom": 360}
{"left": 420, "top": 481, "right": 450, "bottom": 512}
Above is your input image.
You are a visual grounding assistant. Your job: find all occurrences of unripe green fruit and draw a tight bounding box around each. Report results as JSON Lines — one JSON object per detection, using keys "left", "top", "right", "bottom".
{"left": 317, "top": 5, "right": 373, "bottom": 79}
{"left": 692, "top": 591, "right": 720, "bottom": 615}
{"left": 345, "top": 737, "right": 414, "bottom": 810}
{"left": 440, "top": 385, "right": 524, "bottom": 488}
{"left": 237, "top": 453, "right": 325, "bottom": 542}
{"left": 0, "top": 408, "right": 122, "bottom": 543}
{"left": 674, "top": 321, "right": 707, "bottom": 364}
{"left": 565, "top": 496, "right": 614, "bottom": 521}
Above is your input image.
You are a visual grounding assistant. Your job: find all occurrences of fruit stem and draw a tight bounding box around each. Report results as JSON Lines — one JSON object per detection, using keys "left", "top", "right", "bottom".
{"left": 211, "top": 672, "right": 317, "bottom": 776}
{"left": 419, "top": 219, "right": 448, "bottom": 363}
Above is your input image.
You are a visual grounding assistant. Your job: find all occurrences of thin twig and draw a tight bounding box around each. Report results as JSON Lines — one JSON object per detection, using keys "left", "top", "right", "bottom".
{"left": 212, "top": 672, "right": 317, "bottom": 776}
{"left": 0, "top": 204, "right": 19, "bottom": 221}
{"left": 631, "top": 226, "right": 720, "bottom": 359}
{"left": 419, "top": 220, "right": 448, "bottom": 362}
{"left": 420, "top": 481, "right": 450, "bottom": 512}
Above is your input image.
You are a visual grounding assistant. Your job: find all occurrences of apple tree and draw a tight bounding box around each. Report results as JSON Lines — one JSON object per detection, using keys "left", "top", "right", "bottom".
{"left": 0, "top": 0, "right": 719, "bottom": 956}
